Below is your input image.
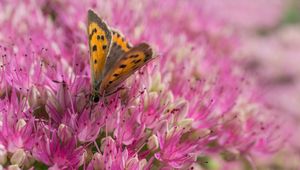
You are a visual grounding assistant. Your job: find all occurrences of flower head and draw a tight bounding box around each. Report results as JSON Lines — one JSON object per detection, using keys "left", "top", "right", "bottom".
{"left": 0, "top": 0, "right": 289, "bottom": 169}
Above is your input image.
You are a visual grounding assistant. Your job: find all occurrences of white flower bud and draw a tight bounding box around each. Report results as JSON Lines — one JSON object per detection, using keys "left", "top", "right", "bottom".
{"left": 23, "top": 153, "right": 35, "bottom": 169}
{"left": 58, "top": 124, "right": 72, "bottom": 141}
{"left": 7, "top": 165, "right": 21, "bottom": 170}
{"left": 79, "top": 149, "right": 87, "bottom": 166}
{"left": 147, "top": 135, "right": 159, "bottom": 151}
{"left": 93, "top": 153, "right": 104, "bottom": 170}
{"left": 221, "top": 149, "right": 240, "bottom": 162}
{"left": 139, "top": 159, "right": 147, "bottom": 169}
{"left": 150, "top": 73, "right": 164, "bottom": 92}
{"left": 10, "top": 149, "right": 26, "bottom": 166}
{"left": 126, "top": 157, "right": 139, "bottom": 169}
{"left": 16, "top": 119, "right": 26, "bottom": 131}
{"left": 0, "top": 144, "right": 7, "bottom": 165}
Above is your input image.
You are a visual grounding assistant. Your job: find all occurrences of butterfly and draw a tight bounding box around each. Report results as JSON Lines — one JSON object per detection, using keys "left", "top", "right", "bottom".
{"left": 87, "top": 9, "right": 154, "bottom": 102}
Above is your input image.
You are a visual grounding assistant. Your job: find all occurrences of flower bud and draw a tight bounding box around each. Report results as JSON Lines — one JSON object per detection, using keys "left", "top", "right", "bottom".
{"left": 178, "top": 118, "right": 193, "bottom": 133}
{"left": 58, "top": 124, "right": 72, "bottom": 142}
{"left": 144, "top": 92, "right": 158, "bottom": 108}
{"left": 92, "top": 153, "right": 104, "bottom": 170}
{"left": 192, "top": 128, "right": 211, "bottom": 141}
{"left": 79, "top": 149, "right": 87, "bottom": 167}
{"left": 16, "top": 119, "right": 26, "bottom": 131}
{"left": 7, "top": 165, "right": 21, "bottom": 170}
{"left": 139, "top": 159, "right": 147, "bottom": 169}
{"left": 149, "top": 73, "right": 164, "bottom": 92}
{"left": 163, "top": 91, "right": 174, "bottom": 106}
{"left": 10, "top": 149, "right": 26, "bottom": 166}
{"left": 28, "top": 87, "right": 44, "bottom": 109}
{"left": 147, "top": 135, "right": 159, "bottom": 151}
{"left": 23, "top": 153, "right": 35, "bottom": 169}
{"left": 0, "top": 144, "right": 7, "bottom": 165}
{"left": 174, "top": 100, "right": 189, "bottom": 119}
{"left": 188, "top": 163, "right": 203, "bottom": 170}
{"left": 126, "top": 157, "right": 139, "bottom": 169}
{"left": 221, "top": 149, "right": 240, "bottom": 162}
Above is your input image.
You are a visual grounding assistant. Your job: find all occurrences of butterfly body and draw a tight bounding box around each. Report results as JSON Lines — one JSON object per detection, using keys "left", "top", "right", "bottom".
{"left": 87, "top": 10, "right": 154, "bottom": 102}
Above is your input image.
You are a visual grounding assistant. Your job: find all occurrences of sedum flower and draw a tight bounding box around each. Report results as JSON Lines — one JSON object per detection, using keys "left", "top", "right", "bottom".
{"left": 88, "top": 137, "right": 147, "bottom": 170}
{"left": 32, "top": 131, "right": 84, "bottom": 169}
{"left": 0, "top": 0, "right": 289, "bottom": 169}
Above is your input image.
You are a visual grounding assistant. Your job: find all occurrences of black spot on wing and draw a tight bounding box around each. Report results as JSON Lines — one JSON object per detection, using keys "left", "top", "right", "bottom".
{"left": 132, "top": 66, "right": 139, "bottom": 70}
{"left": 113, "top": 73, "right": 119, "bottom": 77}
{"left": 102, "top": 45, "right": 107, "bottom": 50}
{"left": 119, "top": 64, "right": 126, "bottom": 68}
{"left": 89, "top": 27, "right": 97, "bottom": 40}
{"left": 132, "top": 59, "right": 141, "bottom": 64}
{"left": 96, "top": 35, "right": 104, "bottom": 41}
{"left": 92, "top": 45, "right": 97, "bottom": 51}
{"left": 129, "top": 54, "right": 139, "bottom": 58}
{"left": 88, "top": 10, "right": 112, "bottom": 54}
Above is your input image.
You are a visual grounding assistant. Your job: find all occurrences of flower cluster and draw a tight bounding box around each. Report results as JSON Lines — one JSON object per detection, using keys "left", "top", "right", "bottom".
{"left": 0, "top": 0, "right": 287, "bottom": 169}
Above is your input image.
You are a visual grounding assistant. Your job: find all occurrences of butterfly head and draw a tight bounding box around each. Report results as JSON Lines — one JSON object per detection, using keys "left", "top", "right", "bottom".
{"left": 90, "top": 84, "right": 101, "bottom": 102}
{"left": 90, "top": 92, "right": 100, "bottom": 103}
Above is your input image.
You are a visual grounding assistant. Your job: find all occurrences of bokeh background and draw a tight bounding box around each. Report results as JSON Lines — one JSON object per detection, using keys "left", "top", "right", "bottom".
{"left": 215, "top": 0, "right": 300, "bottom": 169}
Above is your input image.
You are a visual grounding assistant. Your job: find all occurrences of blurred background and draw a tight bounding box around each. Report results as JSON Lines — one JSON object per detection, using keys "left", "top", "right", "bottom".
{"left": 216, "top": 0, "right": 300, "bottom": 169}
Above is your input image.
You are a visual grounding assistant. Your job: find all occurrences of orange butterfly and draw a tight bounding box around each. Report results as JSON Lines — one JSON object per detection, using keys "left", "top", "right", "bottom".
{"left": 87, "top": 10, "right": 154, "bottom": 102}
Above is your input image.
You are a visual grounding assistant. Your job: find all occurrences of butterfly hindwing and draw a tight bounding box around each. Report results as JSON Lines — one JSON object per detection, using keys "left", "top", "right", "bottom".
{"left": 104, "top": 29, "right": 132, "bottom": 76}
{"left": 88, "top": 9, "right": 112, "bottom": 91}
{"left": 100, "top": 43, "right": 153, "bottom": 95}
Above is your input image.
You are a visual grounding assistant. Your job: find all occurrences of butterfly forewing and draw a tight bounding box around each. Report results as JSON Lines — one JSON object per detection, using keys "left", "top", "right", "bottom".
{"left": 88, "top": 10, "right": 112, "bottom": 90}
{"left": 100, "top": 43, "right": 154, "bottom": 95}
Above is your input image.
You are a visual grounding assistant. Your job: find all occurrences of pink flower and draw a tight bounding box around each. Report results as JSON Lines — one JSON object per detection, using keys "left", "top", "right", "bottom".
{"left": 0, "top": 0, "right": 289, "bottom": 169}
{"left": 32, "top": 130, "right": 84, "bottom": 169}
{"left": 0, "top": 90, "right": 36, "bottom": 153}
{"left": 155, "top": 126, "right": 208, "bottom": 169}
{"left": 88, "top": 137, "right": 147, "bottom": 170}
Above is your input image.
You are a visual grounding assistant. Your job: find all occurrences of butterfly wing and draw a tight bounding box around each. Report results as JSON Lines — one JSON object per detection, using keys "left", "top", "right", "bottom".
{"left": 104, "top": 29, "right": 132, "bottom": 76}
{"left": 88, "top": 9, "right": 112, "bottom": 92}
{"left": 100, "top": 43, "right": 154, "bottom": 95}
